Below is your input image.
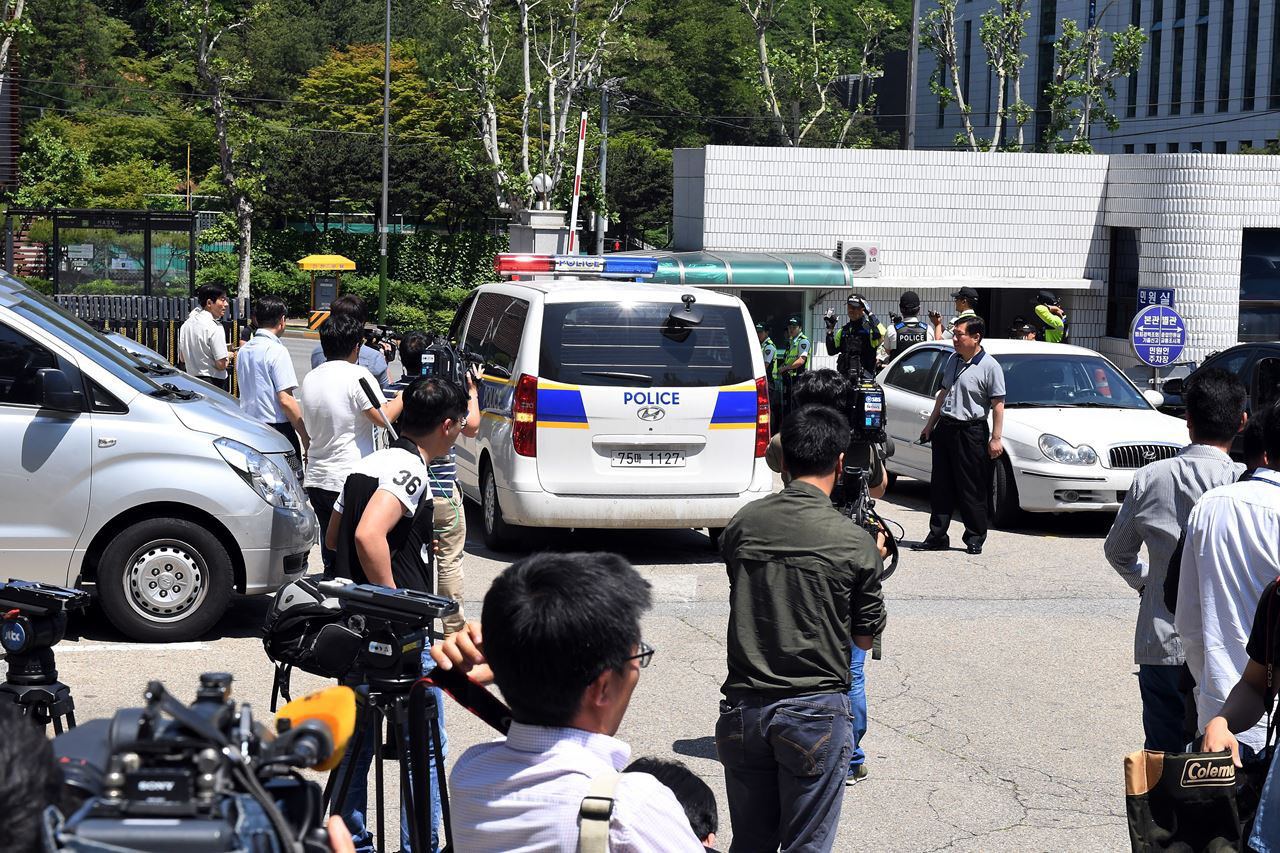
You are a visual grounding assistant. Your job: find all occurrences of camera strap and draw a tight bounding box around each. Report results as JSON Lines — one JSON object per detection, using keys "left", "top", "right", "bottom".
{"left": 577, "top": 772, "right": 620, "bottom": 853}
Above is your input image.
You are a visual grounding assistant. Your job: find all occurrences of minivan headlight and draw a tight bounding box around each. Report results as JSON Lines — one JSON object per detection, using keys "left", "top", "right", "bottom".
{"left": 215, "top": 438, "right": 304, "bottom": 509}
{"left": 1038, "top": 433, "right": 1099, "bottom": 466}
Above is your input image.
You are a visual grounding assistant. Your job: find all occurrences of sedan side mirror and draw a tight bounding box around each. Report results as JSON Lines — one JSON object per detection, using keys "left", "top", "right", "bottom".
{"left": 1142, "top": 389, "right": 1165, "bottom": 409}
{"left": 1160, "top": 377, "right": 1184, "bottom": 396}
{"left": 37, "top": 368, "right": 84, "bottom": 411}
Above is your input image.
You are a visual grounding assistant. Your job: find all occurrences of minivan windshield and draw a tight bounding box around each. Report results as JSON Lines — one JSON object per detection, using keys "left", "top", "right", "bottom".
{"left": 540, "top": 301, "right": 754, "bottom": 387}
{"left": 998, "top": 354, "right": 1149, "bottom": 409}
{"left": 2, "top": 276, "right": 164, "bottom": 395}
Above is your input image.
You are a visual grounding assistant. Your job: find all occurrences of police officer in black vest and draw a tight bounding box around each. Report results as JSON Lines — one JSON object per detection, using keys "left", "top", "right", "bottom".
{"left": 883, "top": 291, "right": 933, "bottom": 360}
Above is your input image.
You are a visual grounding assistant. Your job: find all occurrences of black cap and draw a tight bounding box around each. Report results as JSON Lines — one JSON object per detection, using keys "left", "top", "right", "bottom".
{"left": 1037, "top": 289, "right": 1058, "bottom": 304}
{"left": 847, "top": 293, "right": 867, "bottom": 306}
{"left": 899, "top": 290, "right": 921, "bottom": 312}
{"left": 1010, "top": 316, "right": 1035, "bottom": 335}
{"left": 755, "top": 321, "right": 768, "bottom": 331}
{"left": 951, "top": 286, "right": 979, "bottom": 303}
{"left": 787, "top": 315, "right": 802, "bottom": 326}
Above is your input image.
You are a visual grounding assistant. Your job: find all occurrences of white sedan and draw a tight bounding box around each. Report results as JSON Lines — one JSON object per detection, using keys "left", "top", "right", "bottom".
{"left": 878, "top": 339, "right": 1189, "bottom": 525}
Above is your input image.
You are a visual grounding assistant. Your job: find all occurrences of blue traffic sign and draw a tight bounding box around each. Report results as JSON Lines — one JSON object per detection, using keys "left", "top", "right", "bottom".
{"left": 1137, "top": 288, "right": 1175, "bottom": 310}
{"left": 1131, "top": 304, "right": 1186, "bottom": 367}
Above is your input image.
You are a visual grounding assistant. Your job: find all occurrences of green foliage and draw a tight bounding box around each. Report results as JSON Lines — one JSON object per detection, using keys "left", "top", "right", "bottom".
{"left": 1042, "top": 19, "right": 1146, "bottom": 152}
{"left": 15, "top": 118, "right": 94, "bottom": 207}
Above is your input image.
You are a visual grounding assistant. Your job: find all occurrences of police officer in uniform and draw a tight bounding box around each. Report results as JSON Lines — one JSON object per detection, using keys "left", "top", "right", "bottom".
{"left": 931, "top": 286, "right": 980, "bottom": 340}
{"left": 824, "top": 294, "right": 885, "bottom": 377}
{"left": 776, "top": 315, "right": 810, "bottom": 418}
{"left": 1034, "top": 289, "right": 1067, "bottom": 343}
{"left": 1009, "top": 317, "right": 1037, "bottom": 340}
{"left": 757, "top": 322, "right": 780, "bottom": 430}
{"left": 883, "top": 290, "right": 933, "bottom": 359}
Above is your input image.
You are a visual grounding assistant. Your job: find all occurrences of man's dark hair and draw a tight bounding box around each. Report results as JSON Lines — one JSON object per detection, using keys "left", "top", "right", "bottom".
{"left": 481, "top": 552, "right": 652, "bottom": 726}
{"left": 1265, "top": 401, "right": 1280, "bottom": 468}
{"left": 955, "top": 315, "right": 985, "bottom": 341}
{"left": 624, "top": 757, "right": 717, "bottom": 842}
{"left": 330, "top": 294, "right": 369, "bottom": 325}
{"left": 196, "top": 284, "right": 226, "bottom": 310}
{"left": 0, "top": 704, "right": 61, "bottom": 852}
{"left": 781, "top": 405, "right": 849, "bottom": 478}
{"left": 399, "top": 331, "right": 430, "bottom": 375}
{"left": 397, "top": 376, "right": 465, "bottom": 437}
{"left": 319, "top": 313, "right": 365, "bottom": 361}
{"left": 254, "top": 296, "right": 287, "bottom": 329}
{"left": 794, "top": 369, "right": 851, "bottom": 413}
{"left": 1184, "top": 368, "right": 1247, "bottom": 444}
{"left": 1243, "top": 406, "right": 1269, "bottom": 469}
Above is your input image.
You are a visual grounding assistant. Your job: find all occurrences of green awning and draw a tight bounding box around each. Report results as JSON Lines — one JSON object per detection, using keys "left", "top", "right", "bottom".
{"left": 644, "top": 251, "right": 850, "bottom": 288}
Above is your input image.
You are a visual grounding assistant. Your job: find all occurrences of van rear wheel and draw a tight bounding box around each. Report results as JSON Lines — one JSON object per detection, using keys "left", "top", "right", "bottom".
{"left": 481, "top": 465, "right": 520, "bottom": 552}
{"left": 97, "top": 518, "right": 233, "bottom": 642}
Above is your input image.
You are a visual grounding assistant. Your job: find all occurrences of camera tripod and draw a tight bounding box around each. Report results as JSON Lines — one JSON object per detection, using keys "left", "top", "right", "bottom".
{"left": 324, "top": 674, "right": 452, "bottom": 853}
{"left": 0, "top": 645, "right": 77, "bottom": 733}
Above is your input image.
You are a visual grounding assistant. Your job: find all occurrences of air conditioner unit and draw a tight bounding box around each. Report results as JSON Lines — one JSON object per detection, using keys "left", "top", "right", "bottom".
{"left": 834, "top": 241, "right": 881, "bottom": 278}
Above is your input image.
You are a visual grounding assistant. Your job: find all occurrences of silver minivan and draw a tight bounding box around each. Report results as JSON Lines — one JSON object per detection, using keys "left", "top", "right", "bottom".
{"left": 0, "top": 274, "right": 316, "bottom": 641}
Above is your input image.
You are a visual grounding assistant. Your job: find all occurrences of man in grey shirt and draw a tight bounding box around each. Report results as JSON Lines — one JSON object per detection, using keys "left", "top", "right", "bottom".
{"left": 916, "top": 315, "right": 1005, "bottom": 555}
{"left": 308, "top": 294, "right": 390, "bottom": 388}
{"left": 1104, "top": 368, "right": 1246, "bottom": 751}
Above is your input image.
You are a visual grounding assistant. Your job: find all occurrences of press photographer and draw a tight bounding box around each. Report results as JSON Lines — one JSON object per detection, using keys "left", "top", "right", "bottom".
{"left": 323, "top": 376, "right": 468, "bottom": 852}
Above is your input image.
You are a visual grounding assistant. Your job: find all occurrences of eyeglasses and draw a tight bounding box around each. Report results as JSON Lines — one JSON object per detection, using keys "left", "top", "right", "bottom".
{"left": 625, "top": 640, "right": 655, "bottom": 669}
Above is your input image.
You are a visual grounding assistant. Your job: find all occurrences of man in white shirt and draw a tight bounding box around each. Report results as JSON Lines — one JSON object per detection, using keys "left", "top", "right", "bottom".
{"left": 179, "top": 284, "right": 232, "bottom": 389}
{"left": 432, "top": 553, "right": 706, "bottom": 853}
{"left": 301, "top": 313, "right": 402, "bottom": 573}
{"left": 1176, "top": 404, "right": 1280, "bottom": 754}
{"left": 309, "top": 294, "right": 390, "bottom": 388}
{"left": 236, "top": 296, "right": 309, "bottom": 456}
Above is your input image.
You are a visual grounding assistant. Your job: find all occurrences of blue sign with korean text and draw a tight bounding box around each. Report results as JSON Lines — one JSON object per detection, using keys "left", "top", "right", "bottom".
{"left": 1130, "top": 304, "right": 1187, "bottom": 367}
{"left": 1137, "top": 288, "right": 1176, "bottom": 309}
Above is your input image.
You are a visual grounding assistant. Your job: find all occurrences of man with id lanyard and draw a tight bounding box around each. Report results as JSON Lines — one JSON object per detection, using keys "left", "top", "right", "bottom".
{"left": 914, "top": 316, "right": 1005, "bottom": 555}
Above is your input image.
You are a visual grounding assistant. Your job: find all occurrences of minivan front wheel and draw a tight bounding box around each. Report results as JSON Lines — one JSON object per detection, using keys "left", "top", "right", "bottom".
{"left": 97, "top": 518, "right": 233, "bottom": 642}
{"left": 481, "top": 465, "right": 520, "bottom": 552}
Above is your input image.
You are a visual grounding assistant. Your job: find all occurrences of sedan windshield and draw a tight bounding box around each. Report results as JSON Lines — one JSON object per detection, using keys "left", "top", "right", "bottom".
{"left": 998, "top": 354, "right": 1149, "bottom": 409}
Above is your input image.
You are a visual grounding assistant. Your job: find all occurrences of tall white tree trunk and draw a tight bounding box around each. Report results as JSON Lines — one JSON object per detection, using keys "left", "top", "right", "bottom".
{"left": 0, "top": 0, "right": 27, "bottom": 107}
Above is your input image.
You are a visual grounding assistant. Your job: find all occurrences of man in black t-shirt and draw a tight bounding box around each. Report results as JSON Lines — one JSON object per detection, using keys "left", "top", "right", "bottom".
{"left": 1202, "top": 576, "right": 1280, "bottom": 768}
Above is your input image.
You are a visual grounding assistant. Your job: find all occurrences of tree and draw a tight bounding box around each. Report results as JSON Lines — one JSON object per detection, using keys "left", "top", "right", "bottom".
{"left": 606, "top": 130, "right": 670, "bottom": 247}
{"left": 1042, "top": 17, "right": 1145, "bottom": 152}
{"left": 14, "top": 117, "right": 94, "bottom": 207}
{"left": 0, "top": 0, "right": 31, "bottom": 109}
{"left": 163, "top": 0, "right": 264, "bottom": 308}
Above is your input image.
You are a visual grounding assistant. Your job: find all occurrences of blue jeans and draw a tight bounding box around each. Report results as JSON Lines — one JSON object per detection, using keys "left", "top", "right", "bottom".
{"left": 336, "top": 654, "right": 447, "bottom": 853}
{"left": 1250, "top": 746, "right": 1280, "bottom": 852}
{"left": 716, "top": 691, "right": 851, "bottom": 853}
{"left": 848, "top": 645, "right": 867, "bottom": 769}
{"left": 1138, "top": 664, "right": 1189, "bottom": 752}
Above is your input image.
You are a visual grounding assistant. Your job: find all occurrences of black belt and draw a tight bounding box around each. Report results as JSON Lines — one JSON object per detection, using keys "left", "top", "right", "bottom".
{"left": 939, "top": 415, "right": 986, "bottom": 426}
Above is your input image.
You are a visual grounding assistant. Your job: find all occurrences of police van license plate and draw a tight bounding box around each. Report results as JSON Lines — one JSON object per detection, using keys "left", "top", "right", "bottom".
{"left": 611, "top": 451, "right": 686, "bottom": 467}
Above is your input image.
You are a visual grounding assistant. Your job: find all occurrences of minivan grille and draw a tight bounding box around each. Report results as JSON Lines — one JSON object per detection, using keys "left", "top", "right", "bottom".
{"left": 1109, "top": 444, "right": 1178, "bottom": 469}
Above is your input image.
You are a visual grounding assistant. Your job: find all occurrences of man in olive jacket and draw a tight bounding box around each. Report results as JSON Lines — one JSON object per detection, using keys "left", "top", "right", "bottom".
{"left": 716, "top": 404, "right": 887, "bottom": 853}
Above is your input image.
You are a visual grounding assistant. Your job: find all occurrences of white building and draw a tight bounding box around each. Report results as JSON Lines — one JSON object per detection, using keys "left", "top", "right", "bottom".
{"left": 915, "top": 0, "right": 1280, "bottom": 155}
{"left": 660, "top": 145, "right": 1280, "bottom": 371}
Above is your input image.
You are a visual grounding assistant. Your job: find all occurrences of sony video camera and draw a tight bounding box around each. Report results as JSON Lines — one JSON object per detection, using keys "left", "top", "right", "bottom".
{"left": 264, "top": 577, "right": 458, "bottom": 694}
{"left": 46, "top": 674, "right": 355, "bottom": 853}
{"left": 416, "top": 335, "right": 481, "bottom": 391}
{"left": 364, "top": 324, "right": 401, "bottom": 352}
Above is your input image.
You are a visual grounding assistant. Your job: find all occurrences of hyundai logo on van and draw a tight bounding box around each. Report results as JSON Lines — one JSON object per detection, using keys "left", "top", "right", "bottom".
{"left": 637, "top": 406, "right": 665, "bottom": 421}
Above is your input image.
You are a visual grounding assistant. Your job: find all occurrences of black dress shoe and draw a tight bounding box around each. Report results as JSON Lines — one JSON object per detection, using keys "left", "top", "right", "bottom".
{"left": 911, "top": 539, "right": 949, "bottom": 551}
{"left": 966, "top": 543, "right": 983, "bottom": 555}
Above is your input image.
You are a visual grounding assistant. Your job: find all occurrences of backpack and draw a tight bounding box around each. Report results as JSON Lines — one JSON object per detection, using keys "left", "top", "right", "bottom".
{"left": 262, "top": 577, "right": 365, "bottom": 697}
{"left": 893, "top": 319, "right": 929, "bottom": 354}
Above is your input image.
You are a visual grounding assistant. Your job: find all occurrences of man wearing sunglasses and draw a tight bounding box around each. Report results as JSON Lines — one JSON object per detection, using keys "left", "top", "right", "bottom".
{"left": 432, "top": 552, "right": 706, "bottom": 852}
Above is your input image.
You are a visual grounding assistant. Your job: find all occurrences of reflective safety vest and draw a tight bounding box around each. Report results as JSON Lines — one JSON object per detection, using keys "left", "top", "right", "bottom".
{"left": 781, "top": 332, "right": 811, "bottom": 378}
{"left": 761, "top": 336, "right": 777, "bottom": 377}
{"left": 1036, "top": 304, "right": 1067, "bottom": 343}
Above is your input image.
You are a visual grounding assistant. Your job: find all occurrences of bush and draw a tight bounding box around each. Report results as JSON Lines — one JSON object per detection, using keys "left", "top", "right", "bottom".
{"left": 15, "top": 275, "right": 54, "bottom": 295}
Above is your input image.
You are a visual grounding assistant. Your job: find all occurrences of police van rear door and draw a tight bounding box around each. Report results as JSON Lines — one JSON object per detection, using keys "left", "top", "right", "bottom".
{"left": 534, "top": 294, "right": 760, "bottom": 496}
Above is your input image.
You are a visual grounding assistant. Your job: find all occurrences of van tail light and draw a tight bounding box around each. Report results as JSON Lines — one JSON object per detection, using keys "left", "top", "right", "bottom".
{"left": 513, "top": 373, "right": 538, "bottom": 457}
{"left": 755, "top": 376, "right": 770, "bottom": 458}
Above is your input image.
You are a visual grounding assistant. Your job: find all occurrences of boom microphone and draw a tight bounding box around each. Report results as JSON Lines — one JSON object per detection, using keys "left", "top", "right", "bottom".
{"left": 271, "top": 685, "right": 358, "bottom": 771}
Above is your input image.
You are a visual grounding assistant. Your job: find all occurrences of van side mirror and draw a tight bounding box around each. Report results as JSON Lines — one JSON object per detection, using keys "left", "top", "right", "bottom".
{"left": 37, "top": 368, "right": 83, "bottom": 411}
{"left": 1160, "top": 377, "right": 1184, "bottom": 396}
{"left": 1142, "top": 389, "right": 1165, "bottom": 409}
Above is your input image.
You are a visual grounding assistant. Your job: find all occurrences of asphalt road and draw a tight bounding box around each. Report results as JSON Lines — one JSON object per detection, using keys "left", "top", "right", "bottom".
{"left": 48, "top": 336, "right": 1146, "bottom": 851}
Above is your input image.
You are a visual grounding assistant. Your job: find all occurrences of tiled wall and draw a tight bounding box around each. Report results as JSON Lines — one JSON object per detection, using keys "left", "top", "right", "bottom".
{"left": 674, "top": 146, "right": 1280, "bottom": 366}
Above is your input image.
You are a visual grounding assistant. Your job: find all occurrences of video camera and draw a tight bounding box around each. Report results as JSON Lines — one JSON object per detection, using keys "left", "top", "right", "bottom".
{"left": 264, "top": 576, "right": 457, "bottom": 692}
{"left": 46, "top": 674, "right": 356, "bottom": 853}
{"left": 417, "top": 335, "right": 481, "bottom": 391}
{"left": 836, "top": 369, "right": 899, "bottom": 584}
{"left": 364, "top": 324, "right": 400, "bottom": 352}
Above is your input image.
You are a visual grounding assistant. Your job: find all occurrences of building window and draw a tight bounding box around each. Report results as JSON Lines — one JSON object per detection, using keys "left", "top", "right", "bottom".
{"left": 1148, "top": 25, "right": 1163, "bottom": 116}
{"left": 1190, "top": 141, "right": 1202, "bottom": 151}
{"left": 985, "top": 57, "right": 994, "bottom": 126}
{"left": 1215, "top": 140, "right": 1228, "bottom": 152}
{"left": 963, "top": 19, "right": 973, "bottom": 105}
{"left": 938, "top": 61, "right": 948, "bottom": 128}
{"left": 1170, "top": 0, "right": 1186, "bottom": 115}
{"left": 1128, "top": 0, "right": 1142, "bottom": 118}
{"left": 1271, "top": 0, "right": 1280, "bottom": 107}
{"left": 1124, "top": 143, "right": 1136, "bottom": 152}
{"left": 1167, "top": 142, "right": 1180, "bottom": 152}
{"left": 1219, "top": 0, "right": 1234, "bottom": 111}
{"left": 1107, "top": 228, "right": 1141, "bottom": 338}
{"left": 1240, "top": 229, "right": 1280, "bottom": 341}
{"left": 1192, "top": 0, "right": 1209, "bottom": 112}
{"left": 1244, "top": 0, "right": 1260, "bottom": 111}
{"left": 1240, "top": 140, "right": 1253, "bottom": 150}
{"left": 1145, "top": 142, "right": 1158, "bottom": 152}
{"left": 1035, "top": 0, "right": 1058, "bottom": 144}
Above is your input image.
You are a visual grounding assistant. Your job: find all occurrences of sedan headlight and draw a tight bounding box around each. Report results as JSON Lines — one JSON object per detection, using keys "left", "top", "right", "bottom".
{"left": 1038, "top": 433, "right": 1099, "bottom": 466}
{"left": 215, "top": 437, "right": 305, "bottom": 509}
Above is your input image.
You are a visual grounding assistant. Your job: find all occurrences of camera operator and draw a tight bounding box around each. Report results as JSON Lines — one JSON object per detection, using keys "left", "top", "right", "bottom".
{"left": 324, "top": 376, "right": 467, "bottom": 853}
{"left": 309, "top": 295, "right": 391, "bottom": 389}
{"left": 387, "top": 331, "right": 480, "bottom": 635}
{"left": 824, "top": 294, "right": 885, "bottom": 377}
{"left": 764, "top": 369, "right": 887, "bottom": 498}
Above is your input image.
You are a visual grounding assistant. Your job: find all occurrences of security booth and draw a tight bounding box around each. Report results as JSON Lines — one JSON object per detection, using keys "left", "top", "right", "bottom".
{"left": 297, "top": 254, "right": 355, "bottom": 312}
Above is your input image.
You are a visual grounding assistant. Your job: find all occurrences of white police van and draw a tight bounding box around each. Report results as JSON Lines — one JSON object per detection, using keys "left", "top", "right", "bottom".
{"left": 450, "top": 253, "right": 773, "bottom": 550}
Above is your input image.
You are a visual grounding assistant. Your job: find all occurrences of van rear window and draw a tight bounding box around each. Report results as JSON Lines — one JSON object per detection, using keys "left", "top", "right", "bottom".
{"left": 540, "top": 301, "right": 754, "bottom": 387}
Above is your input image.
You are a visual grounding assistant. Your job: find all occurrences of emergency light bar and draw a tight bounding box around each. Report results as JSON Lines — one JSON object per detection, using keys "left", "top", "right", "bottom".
{"left": 494, "top": 253, "right": 659, "bottom": 279}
